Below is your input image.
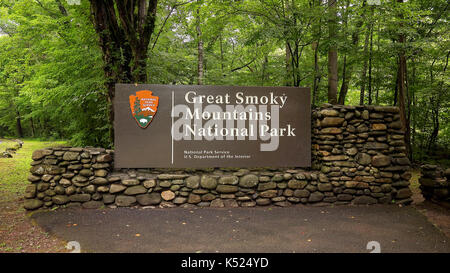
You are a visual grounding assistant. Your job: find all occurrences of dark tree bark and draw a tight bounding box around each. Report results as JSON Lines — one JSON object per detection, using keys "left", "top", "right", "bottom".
{"left": 393, "top": 64, "right": 399, "bottom": 106}
{"left": 312, "top": 41, "right": 320, "bottom": 107}
{"left": 375, "top": 21, "right": 381, "bottom": 105}
{"left": 410, "top": 58, "right": 416, "bottom": 156}
{"left": 219, "top": 33, "right": 225, "bottom": 77}
{"left": 368, "top": 25, "right": 373, "bottom": 105}
{"left": 89, "top": 0, "right": 158, "bottom": 146}
{"left": 55, "top": 0, "right": 68, "bottom": 16}
{"left": 359, "top": 23, "right": 370, "bottom": 105}
{"left": 30, "top": 117, "right": 36, "bottom": 137}
{"left": 196, "top": 6, "right": 204, "bottom": 85}
{"left": 283, "top": 0, "right": 309, "bottom": 87}
{"left": 396, "top": 0, "right": 411, "bottom": 158}
{"left": 337, "top": 0, "right": 350, "bottom": 105}
{"left": 338, "top": 53, "right": 351, "bottom": 105}
{"left": 311, "top": 0, "right": 322, "bottom": 107}
{"left": 285, "top": 42, "right": 292, "bottom": 86}
{"left": 338, "top": 1, "right": 366, "bottom": 104}
{"left": 327, "top": 0, "right": 338, "bottom": 104}
{"left": 286, "top": 41, "right": 306, "bottom": 87}
{"left": 338, "top": 55, "right": 350, "bottom": 105}
{"left": 115, "top": 0, "right": 158, "bottom": 82}
{"left": 15, "top": 109, "right": 23, "bottom": 138}
{"left": 427, "top": 51, "right": 449, "bottom": 152}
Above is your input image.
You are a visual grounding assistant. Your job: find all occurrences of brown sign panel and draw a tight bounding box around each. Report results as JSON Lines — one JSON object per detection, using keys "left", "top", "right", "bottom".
{"left": 114, "top": 84, "right": 310, "bottom": 168}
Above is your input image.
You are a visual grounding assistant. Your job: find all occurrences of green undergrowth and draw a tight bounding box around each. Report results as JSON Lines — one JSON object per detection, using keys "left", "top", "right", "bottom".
{"left": 0, "top": 139, "right": 67, "bottom": 202}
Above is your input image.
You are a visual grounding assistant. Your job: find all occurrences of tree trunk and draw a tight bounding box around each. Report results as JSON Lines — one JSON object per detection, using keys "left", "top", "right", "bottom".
{"left": 375, "top": 20, "right": 381, "bottom": 105}
{"left": 327, "top": 46, "right": 338, "bottom": 104}
{"left": 359, "top": 24, "right": 370, "bottom": 105}
{"left": 393, "top": 64, "right": 399, "bottom": 106}
{"left": 219, "top": 33, "right": 224, "bottom": 77}
{"left": 398, "top": 55, "right": 410, "bottom": 157}
{"left": 89, "top": 0, "right": 158, "bottom": 146}
{"left": 196, "top": 6, "right": 204, "bottom": 85}
{"left": 15, "top": 109, "right": 23, "bottom": 138}
{"left": 312, "top": 41, "right": 320, "bottom": 107}
{"left": 427, "top": 51, "right": 449, "bottom": 152}
{"left": 285, "top": 42, "right": 292, "bottom": 86}
{"left": 368, "top": 24, "right": 373, "bottom": 105}
{"left": 338, "top": 0, "right": 367, "bottom": 105}
{"left": 337, "top": 0, "right": 350, "bottom": 105}
{"left": 115, "top": 0, "right": 158, "bottom": 82}
{"left": 396, "top": 0, "right": 410, "bottom": 158}
{"left": 30, "top": 117, "right": 35, "bottom": 137}
{"left": 311, "top": 0, "right": 322, "bottom": 107}
{"left": 338, "top": 55, "right": 349, "bottom": 105}
{"left": 327, "top": 0, "right": 338, "bottom": 104}
{"left": 428, "top": 97, "right": 439, "bottom": 152}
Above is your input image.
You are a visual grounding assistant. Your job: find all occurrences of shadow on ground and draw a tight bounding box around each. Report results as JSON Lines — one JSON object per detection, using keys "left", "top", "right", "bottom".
{"left": 31, "top": 204, "right": 450, "bottom": 253}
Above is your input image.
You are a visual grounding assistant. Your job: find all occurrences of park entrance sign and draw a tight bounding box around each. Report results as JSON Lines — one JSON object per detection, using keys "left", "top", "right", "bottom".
{"left": 114, "top": 84, "right": 310, "bottom": 168}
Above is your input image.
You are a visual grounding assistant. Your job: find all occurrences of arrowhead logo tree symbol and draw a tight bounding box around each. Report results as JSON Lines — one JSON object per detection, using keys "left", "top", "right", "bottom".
{"left": 129, "top": 90, "right": 159, "bottom": 128}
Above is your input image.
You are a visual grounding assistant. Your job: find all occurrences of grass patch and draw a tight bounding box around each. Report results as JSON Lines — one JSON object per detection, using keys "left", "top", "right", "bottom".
{"left": 410, "top": 168, "right": 421, "bottom": 192}
{"left": 0, "top": 139, "right": 68, "bottom": 253}
{"left": 0, "top": 139, "right": 19, "bottom": 152}
{"left": 0, "top": 139, "right": 67, "bottom": 202}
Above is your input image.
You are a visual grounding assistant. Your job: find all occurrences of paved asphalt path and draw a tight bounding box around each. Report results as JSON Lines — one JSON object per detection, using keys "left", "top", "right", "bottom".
{"left": 31, "top": 205, "right": 450, "bottom": 253}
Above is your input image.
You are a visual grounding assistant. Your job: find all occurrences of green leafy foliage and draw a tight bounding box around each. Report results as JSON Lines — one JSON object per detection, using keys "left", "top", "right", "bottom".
{"left": 0, "top": 0, "right": 448, "bottom": 160}
{"left": 0, "top": 0, "right": 108, "bottom": 146}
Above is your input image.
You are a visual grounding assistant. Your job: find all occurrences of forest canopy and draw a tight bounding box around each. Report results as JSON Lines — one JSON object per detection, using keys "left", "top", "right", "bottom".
{"left": 0, "top": 0, "right": 448, "bottom": 162}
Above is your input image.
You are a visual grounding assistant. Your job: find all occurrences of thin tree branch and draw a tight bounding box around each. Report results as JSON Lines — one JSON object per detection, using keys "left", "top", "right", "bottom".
{"left": 150, "top": 0, "right": 194, "bottom": 52}
{"left": 231, "top": 58, "right": 256, "bottom": 72}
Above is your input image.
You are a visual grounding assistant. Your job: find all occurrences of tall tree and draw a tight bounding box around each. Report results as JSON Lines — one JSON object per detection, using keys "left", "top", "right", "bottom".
{"left": 396, "top": 0, "right": 411, "bottom": 158}
{"left": 311, "top": 0, "right": 322, "bottom": 107}
{"left": 338, "top": 0, "right": 367, "bottom": 105}
{"left": 196, "top": 4, "right": 204, "bottom": 85}
{"left": 89, "top": 0, "right": 158, "bottom": 144}
{"left": 368, "top": 24, "right": 374, "bottom": 105}
{"left": 359, "top": 15, "right": 372, "bottom": 105}
{"left": 327, "top": 0, "right": 338, "bottom": 104}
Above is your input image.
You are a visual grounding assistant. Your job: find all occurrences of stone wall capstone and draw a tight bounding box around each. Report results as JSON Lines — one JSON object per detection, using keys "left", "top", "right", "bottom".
{"left": 23, "top": 105, "right": 413, "bottom": 210}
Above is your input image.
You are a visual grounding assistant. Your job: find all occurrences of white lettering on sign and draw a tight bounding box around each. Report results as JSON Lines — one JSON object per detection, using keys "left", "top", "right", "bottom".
{"left": 185, "top": 91, "right": 288, "bottom": 109}
{"left": 173, "top": 92, "right": 296, "bottom": 152}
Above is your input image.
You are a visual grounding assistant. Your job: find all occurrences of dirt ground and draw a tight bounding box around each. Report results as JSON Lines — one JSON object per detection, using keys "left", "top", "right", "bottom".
{"left": 0, "top": 139, "right": 68, "bottom": 252}
{"left": 0, "top": 197, "right": 68, "bottom": 252}
{"left": 414, "top": 201, "right": 450, "bottom": 239}
{"left": 410, "top": 169, "right": 450, "bottom": 238}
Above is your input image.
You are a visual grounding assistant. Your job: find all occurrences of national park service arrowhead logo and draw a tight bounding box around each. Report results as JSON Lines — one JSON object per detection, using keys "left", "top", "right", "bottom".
{"left": 129, "top": 90, "right": 159, "bottom": 128}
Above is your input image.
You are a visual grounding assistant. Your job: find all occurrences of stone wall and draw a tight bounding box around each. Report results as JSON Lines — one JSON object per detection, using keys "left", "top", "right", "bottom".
{"left": 1, "top": 139, "right": 23, "bottom": 158}
{"left": 311, "top": 104, "right": 413, "bottom": 206}
{"left": 23, "top": 105, "right": 413, "bottom": 210}
{"left": 419, "top": 164, "right": 450, "bottom": 206}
